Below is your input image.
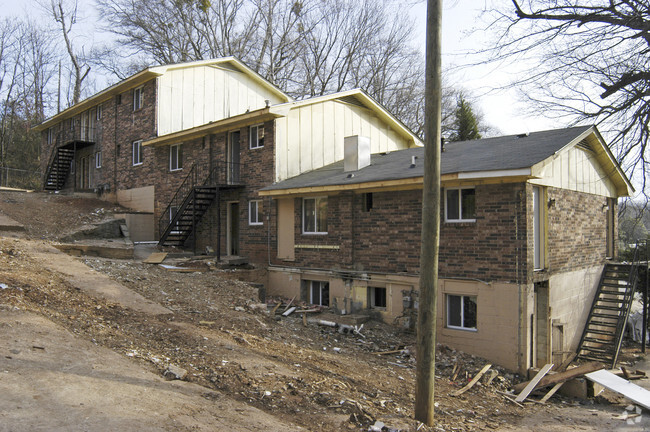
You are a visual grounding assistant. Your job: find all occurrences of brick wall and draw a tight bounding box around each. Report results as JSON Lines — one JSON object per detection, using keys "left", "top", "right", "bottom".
{"left": 154, "top": 119, "right": 276, "bottom": 261}
{"left": 544, "top": 186, "right": 611, "bottom": 274}
{"left": 40, "top": 78, "right": 158, "bottom": 194}
{"left": 274, "top": 182, "right": 611, "bottom": 283}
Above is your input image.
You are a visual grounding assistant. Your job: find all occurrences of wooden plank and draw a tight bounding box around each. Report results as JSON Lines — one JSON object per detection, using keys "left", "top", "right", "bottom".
{"left": 143, "top": 252, "right": 168, "bottom": 264}
{"left": 553, "top": 352, "right": 577, "bottom": 372}
{"left": 271, "top": 302, "right": 282, "bottom": 316}
{"left": 513, "top": 362, "right": 603, "bottom": 393}
{"left": 451, "top": 363, "right": 492, "bottom": 397}
{"left": 539, "top": 382, "right": 564, "bottom": 403}
{"left": 515, "top": 364, "right": 554, "bottom": 402}
{"left": 585, "top": 369, "right": 650, "bottom": 410}
{"left": 282, "top": 306, "right": 296, "bottom": 317}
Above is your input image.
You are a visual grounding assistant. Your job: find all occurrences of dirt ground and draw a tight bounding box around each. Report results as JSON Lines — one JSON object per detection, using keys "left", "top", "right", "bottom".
{"left": 0, "top": 190, "right": 649, "bottom": 431}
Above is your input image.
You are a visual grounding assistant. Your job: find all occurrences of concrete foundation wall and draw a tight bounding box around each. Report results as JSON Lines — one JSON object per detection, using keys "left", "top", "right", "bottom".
{"left": 117, "top": 186, "right": 155, "bottom": 213}
{"left": 115, "top": 212, "right": 155, "bottom": 242}
{"left": 548, "top": 264, "right": 603, "bottom": 357}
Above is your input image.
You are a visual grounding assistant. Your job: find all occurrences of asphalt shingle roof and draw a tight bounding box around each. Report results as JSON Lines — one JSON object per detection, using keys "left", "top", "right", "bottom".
{"left": 262, "top": 126, "right": 593, "bottom": 191}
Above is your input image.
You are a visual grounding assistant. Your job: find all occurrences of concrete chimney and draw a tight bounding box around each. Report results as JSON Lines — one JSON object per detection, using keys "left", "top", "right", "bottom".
{"left": 344, "top": 136, "right": 371, "bottom": 172}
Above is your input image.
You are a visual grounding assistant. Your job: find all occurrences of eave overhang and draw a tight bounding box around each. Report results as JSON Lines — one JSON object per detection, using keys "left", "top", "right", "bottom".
{"left": 143, "top": 108, "right": 282, "bottom": 147}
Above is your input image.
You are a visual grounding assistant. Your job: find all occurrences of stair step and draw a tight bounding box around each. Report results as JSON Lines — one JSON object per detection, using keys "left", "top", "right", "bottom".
{"left": 583, "top": 336, "right": 614, "bottom": 344}
{"left": 593, "top": 305, "right": 626, "bottom": 312}
{"left": 591, "top": 312, "right": 621, "bottom": 320}
{"left": 580, "top": 345, "right": 615, "bottom": 354}
{"left": 585, "top": 328, "right": 615, "bottom": 336}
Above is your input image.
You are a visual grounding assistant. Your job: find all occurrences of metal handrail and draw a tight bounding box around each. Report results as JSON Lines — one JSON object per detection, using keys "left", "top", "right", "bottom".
{"left": 158, "top": 161, "right": 243, "bottom": 241}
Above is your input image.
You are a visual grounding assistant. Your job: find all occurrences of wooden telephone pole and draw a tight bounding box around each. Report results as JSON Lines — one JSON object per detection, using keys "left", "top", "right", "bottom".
{"left": 415, "top": 0, "right": 442, "bottom": 426}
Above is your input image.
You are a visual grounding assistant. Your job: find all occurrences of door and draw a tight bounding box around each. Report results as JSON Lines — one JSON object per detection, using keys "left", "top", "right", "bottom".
{"left": 534, "top": 282, "right": 550, "bottom": 367}
{"left": 533, "top": 186, "right": 545, "bottom": 270}
{"left": 277, "top": 198, "right": 295, "bottom": 260}
{"left": 227, "top": 131, "right": 240, "bottom": 184}
{"left": 79, "top": 156, "right": 91, "bottom": 189}
{"left": 227, "top": 202, "right": 240, "bottom": 256}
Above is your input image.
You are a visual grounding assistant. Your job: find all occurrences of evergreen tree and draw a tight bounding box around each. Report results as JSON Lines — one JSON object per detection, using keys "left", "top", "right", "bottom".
{"left": 450, "top": 95, "right": 481, "bottom": 142}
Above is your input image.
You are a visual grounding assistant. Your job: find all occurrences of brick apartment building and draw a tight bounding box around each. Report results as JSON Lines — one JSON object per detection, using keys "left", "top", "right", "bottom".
{"left": 36, "top": 58, "right": 633, "bottom": 372}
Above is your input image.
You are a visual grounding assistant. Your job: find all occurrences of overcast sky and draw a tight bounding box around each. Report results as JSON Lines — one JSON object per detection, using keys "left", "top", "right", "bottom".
{"left": 2, "top": 0, "right": 556, "bottom": 136}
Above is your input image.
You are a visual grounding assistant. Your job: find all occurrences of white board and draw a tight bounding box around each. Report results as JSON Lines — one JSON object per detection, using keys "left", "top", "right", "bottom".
{"left": 585, "top": 369, "right": 650, "bottom": 410}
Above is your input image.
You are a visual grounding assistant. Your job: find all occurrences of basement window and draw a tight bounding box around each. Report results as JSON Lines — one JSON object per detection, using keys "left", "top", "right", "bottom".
{"left": 170, "top": 144, "right": 183, "bottom": 171}
{"left": 249, "top": 200, "right": 263, "bottom": 225}
{"left": 307, "top": 280, "right": 329, "bottom": 306}
{"left": 446, "top": 294, "right": 477, "bottom": 331}
{"left": 369, "top": 286, "right": 387, "bottom": 309}
{"left": 249, "top": 124, "right": 264, "bottom": 149}
{"left": 445, "top": 187, "right": 476, "bottom": 222}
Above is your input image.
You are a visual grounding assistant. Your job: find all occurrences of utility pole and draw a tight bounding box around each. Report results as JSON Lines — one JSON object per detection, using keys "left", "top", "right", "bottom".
{"left": 415, "top": 0, "right": 442, "bottom": 426}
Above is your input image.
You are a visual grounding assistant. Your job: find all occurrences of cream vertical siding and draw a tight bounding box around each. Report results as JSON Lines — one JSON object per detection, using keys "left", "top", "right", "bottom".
{"left": 531, "top": 146, "right": 617, "bottom": 197}
{"left": 274, "top": 100, "right": 413, "bottom": 181}
{"left": 157, "top": 65, "right": 285, "bottom": 136}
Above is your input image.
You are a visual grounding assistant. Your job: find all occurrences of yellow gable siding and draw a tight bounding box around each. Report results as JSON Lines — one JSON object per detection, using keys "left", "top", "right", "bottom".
{"left": 531, "top": 146, "right": 617, "bottom": 197}
{"left": 157, "top": 65, "right": 285, "bottom": 136}
{"left": 275, "top": 100, "right": 411, "bottom": 181}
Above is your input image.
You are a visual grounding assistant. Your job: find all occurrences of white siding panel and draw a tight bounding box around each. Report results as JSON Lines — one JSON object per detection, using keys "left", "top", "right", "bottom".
{"left": 182, "top": 69, "right": 194, "bottom": 130}
{"left": 157, "top": 78, "right": 172, "bottom": 136}
{"left": 300, "top": 106, "right": 312, "bottom": 174}
{"left": 275, "top": 117, "right": 288, "bottom": 181}
{"left": 287, "top": 110, "right": 301, "bottom": 178}
{"left": 204, "top": 69, "right": 215, "bottom": 122}
{"left": 170, "top": 75, "right": 183, "bottom": 133}
{"left": 312, "top": 103, "right": 325, "bottom": 167}
{"left": 194, "top": 66, "right": 206, "bottom": 126}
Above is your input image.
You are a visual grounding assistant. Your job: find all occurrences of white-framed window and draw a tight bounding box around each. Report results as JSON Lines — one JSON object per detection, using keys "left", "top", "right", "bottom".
{"left": 369, "top": 286, "right": 387, "bottom": 309}
{"left": 249, "top": 124, "right": 264, "bottom": 149}
{"left": 132, "top": 140, "right": 143, "bottom": 166}
{"left": 307, "top": 280, "right": 330, "bottom": 306}
{"left": 95, "top": 151, "right": 102, "bottom": 168}
{"left": 445, "top": 187, "right": 476, "bottom": 222}
{"left": 170, "top": 144, "right": 183, "bottom": 171}
{"left": 446, "top": 294, "right": 477, "bottom": 331}
{"left": 249, "top": 200, "right": 263, "bottom": 225}
{"left": 47, "top": 127, "right": 54, "bottom": 145}
{"left": 96, "top": 104, "right": 103, "bottom": 120}
{"left": 133, "top": 86, "right": 143, "bottom": 111}
{"left": 303, "top": 197, "right": 328, "bottom": 234}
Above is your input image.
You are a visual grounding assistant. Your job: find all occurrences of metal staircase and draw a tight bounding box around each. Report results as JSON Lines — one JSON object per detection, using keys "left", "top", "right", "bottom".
{"left": 43, "top": 147, "right": 75, "bottom": 191}
{"left": 577, "top": 256, "right": 640, "bottom": 368}
{"left": 158, "top": 162, "right": 242, "bottom": 249}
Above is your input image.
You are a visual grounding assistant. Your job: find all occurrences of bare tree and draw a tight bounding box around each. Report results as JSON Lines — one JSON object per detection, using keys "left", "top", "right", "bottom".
{"left": 43, "top": 0, "right": 91, "bottom": 105}
{"left": 473, "top": 0, "right": 650, "bottom": 193}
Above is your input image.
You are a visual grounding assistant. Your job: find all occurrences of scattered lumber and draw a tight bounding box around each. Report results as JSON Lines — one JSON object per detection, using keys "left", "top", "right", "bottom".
{"left": 515, "top": 364, "right": 554, "bottom": 402}
{"left": 585, "top": 369, "right": 650, "bottom": 410}
{"left": 554, "top": 352, "right": 577, "bottom": 372}
{"left": 294, "top": 308, "right": 320, "bottom": 313}
{"left": 283, "top": 296, "right": 295, "bottom": 312}
{"left": 513, "top": 362, "right": 604, "bottom": 394}
{"left": 451, "top": 363, "right": 491, "bottom": 397}
{"left": 282, "top": 306, "right": 297, "bottom": 317}
{"left": 143, "top": 252, "right": 167, "bottom": 264}
{"left": 271, "top": 302, "right": 282, "bottom": 316}
{"left": 539, "top": 382, "right": 564, "bottom": 403}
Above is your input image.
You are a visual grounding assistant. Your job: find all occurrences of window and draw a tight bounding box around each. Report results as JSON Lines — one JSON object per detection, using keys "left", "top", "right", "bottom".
{"left": 249, "top": 124, "right": 264, "bottom": 149}
{"left": 363, "top": 193, "right": 373, "bottom": 212}
{"left": 249, "top": 200, "right": 263, "bottom": 225}
{"left": 445, "top": 187, "right": 476, "bottom": 222}
{"left": 303, "top": 197, "right": 328, "bottom": 234}
{"left": 47, "top": 127, "right": 54, "bottom": 145}
{"left": 95, "top": 151, "right": 102, "bottom": 168}
{"left": 96, "top": 104, "right": 102, "bottom": 120}
{"left": 132, "top": 140, "right": 143, "bottom": 166}
{"left": 133, "top": 86, "right": 143, "bottom": 111}
{"left": 446, "top": 294, "right": 477, "bottom": 330}
{"left": 369, "top": 286, "right": 387, "bottom": 309}
{"left": 116, "top": 94, "right": 122, "bottom": 105}
{"left": 170, "top": 144, "right": 183, "bottom": 171}
{"left": 308, "top": 281, "right": 330, "bottom": 306}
